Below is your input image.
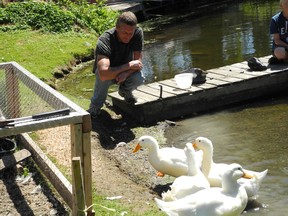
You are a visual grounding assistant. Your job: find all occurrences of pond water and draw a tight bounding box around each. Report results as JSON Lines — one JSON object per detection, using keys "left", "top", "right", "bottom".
{"left": 141, "top": 0, "right": 277, "bottom": 82}
{"left": 165, "top": 94, "right": 288, "bottom": 216}
{"left": 59, "top": 0, "right": 288, "bottom": 215}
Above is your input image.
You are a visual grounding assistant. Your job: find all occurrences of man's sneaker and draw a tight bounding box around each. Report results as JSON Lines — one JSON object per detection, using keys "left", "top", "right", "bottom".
{"left": 87, "top": 106, "right": 101, "bottom": 118}
{"left": 268, "top": 56, "right": 283, "bottom": 65}
{"left": 118, "top": 89, "right": 137, "bottom": 104}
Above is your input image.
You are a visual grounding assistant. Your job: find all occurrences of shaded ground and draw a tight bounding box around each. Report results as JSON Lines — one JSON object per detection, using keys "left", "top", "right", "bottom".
{"left": 0, "top": 104, "right": 176, "bottom": 215}
{"left": 87, "top": 105, "right": 176, "bottom": 213}
{"left": 0, "top": 156, "right": 69, "bottom": 215}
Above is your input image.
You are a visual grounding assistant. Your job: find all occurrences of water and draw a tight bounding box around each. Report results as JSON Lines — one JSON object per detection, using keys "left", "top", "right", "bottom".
{"left": 141, "top": 0, "right": 278, "bottom": 82}
{"left": 165, "top": 95, "right": 288, "bottom": 216}
{"left": 59, "top": 1, "right": 288, "bottom": 215}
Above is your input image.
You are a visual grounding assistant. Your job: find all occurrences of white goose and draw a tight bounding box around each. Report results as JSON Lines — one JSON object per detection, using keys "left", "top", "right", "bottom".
{"left": 161, "top": 143, "right": 210, "bottom": 201}
{"left": 133, "top": 135, "right": 203, "bottom": 177}
{"left": 155, "top": 163, "right": 251, "bottom": 216}
{"left": 193, "top": 136, "right": 268, "bottom": 199}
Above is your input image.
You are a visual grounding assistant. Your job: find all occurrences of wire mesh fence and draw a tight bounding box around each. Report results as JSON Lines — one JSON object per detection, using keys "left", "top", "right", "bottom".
{"left": 0, "top": 62, "right": 73, "bottom": 119}
{"left": 0, "top": 62, "right": 92, "bottom": 213}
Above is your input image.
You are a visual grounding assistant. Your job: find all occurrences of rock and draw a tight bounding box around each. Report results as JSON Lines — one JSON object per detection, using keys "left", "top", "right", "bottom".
{"left": 30, "top": 185, "right": 42, "bottom": 194}
{"left": 49, "top": 209, "right": 58, "bottom": 215}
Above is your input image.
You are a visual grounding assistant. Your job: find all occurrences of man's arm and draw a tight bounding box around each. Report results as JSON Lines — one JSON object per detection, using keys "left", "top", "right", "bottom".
{"left": 273, "top": 33, "right": 288, "bottom": 48}
{"left": 97, "top": 52, "right": 143, "bottom": 81}
{"left": 115, "top": 51, "right": 143, "bottom": 84}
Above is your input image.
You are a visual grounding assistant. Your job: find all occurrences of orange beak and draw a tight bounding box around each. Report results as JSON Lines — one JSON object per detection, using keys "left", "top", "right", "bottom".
{"left": 133, "top": 143, "right": 142, "bottom": 153}
{"left": 242, "top": 172, "right": 253, "bottom": 179}
{"left": 192, "top": 142, "right": 197, "bottom": 149}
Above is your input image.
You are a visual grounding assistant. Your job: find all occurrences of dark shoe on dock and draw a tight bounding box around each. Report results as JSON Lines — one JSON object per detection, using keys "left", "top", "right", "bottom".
{"left": 180, "top": 68, "right": 207, "bottom": 84}
{"left": 247, "top": 57, "right": 267, "bottom": 71}
{"left": 118, "top": 89, "right": 137, "bottom": 104}
{"left": 268, "top": 56, "right": 283, "bottom": 65}
{"left": 193, "top": 68, "right": 207, "bottom": 84}
{"left": 87, "top": 106, "right": 101, "bottom": 118}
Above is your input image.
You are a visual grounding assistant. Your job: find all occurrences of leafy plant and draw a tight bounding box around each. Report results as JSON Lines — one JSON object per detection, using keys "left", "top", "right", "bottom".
{"left": 59, "top": 0, "right": 118, "bottom": 35}
{"left": 0, "top": 2, "right": 75, "bottom": 32}
{"left": 0, "top": 0, "right": 118, "bottom": 35}
{"left": 23, "top": 166, "right": 30, "bottom": 177}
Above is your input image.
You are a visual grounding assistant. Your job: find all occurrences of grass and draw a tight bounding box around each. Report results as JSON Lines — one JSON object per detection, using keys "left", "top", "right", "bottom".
{"left": 0, "top": 30, "right": 96, "bottom": 81}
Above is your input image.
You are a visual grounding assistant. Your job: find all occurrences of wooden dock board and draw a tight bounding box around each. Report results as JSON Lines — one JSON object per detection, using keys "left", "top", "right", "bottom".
{"left": 108, "top": 55, "right": 288, "bottom": 123}
{"left": 106, "top": 2, "right": 144, "bottom": 13}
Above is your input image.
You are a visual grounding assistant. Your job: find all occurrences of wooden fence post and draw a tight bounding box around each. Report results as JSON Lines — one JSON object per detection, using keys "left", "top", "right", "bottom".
{"left": 5, "top": 64, "right": 20, "bottom": 118}
{"left": 72, "top": 157, "right": 86, "bottom": 216}
{"left": 71, "top": 119, "right": 93, "bottom": 216}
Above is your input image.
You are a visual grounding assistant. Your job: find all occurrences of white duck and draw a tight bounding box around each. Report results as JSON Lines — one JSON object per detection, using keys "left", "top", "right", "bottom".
{"left": 162, "top": 143, "right": 210, "bottom": 201}
{"left": 133, "top": 135, "right": 203, "bottom": 177}
{"left": 193, "top": 136, "right": 268, "bottom": 199}
{"left": 155, "top": 163, "right": 251, "bottom": 216}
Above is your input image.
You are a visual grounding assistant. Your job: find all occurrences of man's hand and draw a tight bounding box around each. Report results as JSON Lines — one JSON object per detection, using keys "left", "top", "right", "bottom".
{"left": 129, "top": 60, "right": 143, "bottom": 70}
{"left": 116, "top": 71, "right": 129, "bottom": 84}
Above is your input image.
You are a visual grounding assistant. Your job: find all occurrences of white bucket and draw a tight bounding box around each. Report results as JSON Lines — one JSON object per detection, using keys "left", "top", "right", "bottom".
{"left": 174, "top": 73, "right": 193, "bottom": 89}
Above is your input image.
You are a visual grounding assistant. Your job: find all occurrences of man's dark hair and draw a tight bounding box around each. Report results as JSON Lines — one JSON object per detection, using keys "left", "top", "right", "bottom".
{"left": 116, "top": 11, "right": 138, "bottom": 27}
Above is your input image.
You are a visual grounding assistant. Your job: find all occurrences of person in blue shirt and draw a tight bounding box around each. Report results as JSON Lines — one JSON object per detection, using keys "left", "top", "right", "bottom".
{"left": 88, "top": 11, "right": 144, "bottom": 118}
{"left": 270, "top": 0, "right": 288, "bottom": 63}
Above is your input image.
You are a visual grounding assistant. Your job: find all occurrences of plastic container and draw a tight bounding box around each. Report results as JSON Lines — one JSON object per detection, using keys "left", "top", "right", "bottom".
{"left": 174, "top": 73, "right": 193, "bottom": 89}
{"left": 0, "top": 138, "right": 17, "bottom": 156}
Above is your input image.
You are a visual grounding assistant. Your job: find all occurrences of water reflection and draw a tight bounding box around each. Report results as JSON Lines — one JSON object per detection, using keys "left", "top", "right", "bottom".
{"left": 164, "top": 95, "right": 288, "bottom": 215}
{"left": 142, "top": 0, "right": 279, "bottom": 83}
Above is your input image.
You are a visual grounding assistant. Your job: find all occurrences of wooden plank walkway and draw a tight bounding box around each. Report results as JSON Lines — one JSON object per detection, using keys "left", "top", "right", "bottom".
{"left": 106, "top": 2, "right": 145, "bottom": 13}
{"left": 108, "top": 55, "right": 288, "bottom": 124}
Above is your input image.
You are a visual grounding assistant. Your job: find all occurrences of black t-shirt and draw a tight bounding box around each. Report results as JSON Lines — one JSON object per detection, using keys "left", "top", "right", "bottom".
{"left": 93, "top": 26, "right": 143, "bottom": 72}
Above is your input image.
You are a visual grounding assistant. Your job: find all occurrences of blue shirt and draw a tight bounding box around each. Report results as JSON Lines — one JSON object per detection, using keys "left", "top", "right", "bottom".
{"left": 270, "top": 11, "right": 288, "bottom": 50}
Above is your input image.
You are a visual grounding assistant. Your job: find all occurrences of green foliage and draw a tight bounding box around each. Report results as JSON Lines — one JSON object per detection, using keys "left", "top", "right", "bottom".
{"left": 23, "top": 167, "right": 30, "bottom": 177}
{"left": 55, "top": 0, "right": 118, "bottom": 35}
{"left": 0, "top": 2, "right": 75, "bottom": 32}
{"left": 91, "top": 192, "right": 165, "bottom": 216}
{"left": 0, "top": 0, "right": 118, "bottom": 35}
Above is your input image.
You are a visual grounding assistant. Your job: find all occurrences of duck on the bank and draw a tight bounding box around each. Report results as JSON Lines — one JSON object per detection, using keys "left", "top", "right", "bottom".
{"left": 161, "top": 142, "right": 209, "bottom": 201}
{"left": 193, "top": 136, "right": 268, "bottom": 199}
{"left": 155, "top": 163, "right": 252, "bottom": 216}
{"left": 133, "top": 135, "right": 203, "bottom": 177}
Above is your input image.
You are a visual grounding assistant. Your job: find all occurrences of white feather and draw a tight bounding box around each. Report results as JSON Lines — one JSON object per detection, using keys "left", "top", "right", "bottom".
{"left": 155, "top": 163, "right": 249, "bottom": 216}
{"left": 193, "top": 136, "right": 268, "bottom": 199}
